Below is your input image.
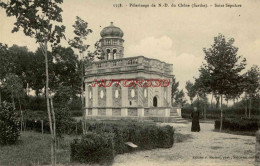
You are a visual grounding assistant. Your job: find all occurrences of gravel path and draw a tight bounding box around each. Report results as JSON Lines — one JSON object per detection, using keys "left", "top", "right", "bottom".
{"left": 113, "top": 122, "right": 256, "bottom": 166}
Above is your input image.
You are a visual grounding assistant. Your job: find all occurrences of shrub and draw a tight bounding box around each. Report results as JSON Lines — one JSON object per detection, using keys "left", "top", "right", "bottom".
{"left": 87, "top": 121, "right": 174, "bottom": 152}
{"left": 214, "top": 118, "right": 258, "bottom": 132}
{"left": 0, "top": 102, "right": 20, "bottom": 145}
{"left": 70, "top": 132, "right": 115, "bottom": 164}
{"left": 70, "top": 110, "right": 82, "bottom": 117}
{"left": 55, "top": 106, "right": 73, "bottom": 138}
{"left": 70, "top": 121, "right": 175, "bottom": 164}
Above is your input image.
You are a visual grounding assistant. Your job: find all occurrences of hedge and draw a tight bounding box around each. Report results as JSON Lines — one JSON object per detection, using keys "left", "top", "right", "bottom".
{"left": 182, "top": 107, "right": 259, "bottom": 120}
{"left": 71, "top": 132, "right": 115, "bottom": 164}
{"left": 71, "top": 122, "right": 174, "bottom": 164}
{"left": 214, "top": 118, "right": 259, "bottom": 131}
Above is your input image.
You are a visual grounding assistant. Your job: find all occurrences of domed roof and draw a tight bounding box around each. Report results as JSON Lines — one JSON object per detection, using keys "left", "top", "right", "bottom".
{"left": 100, "top": 22, "right": 124, "bottom": 38}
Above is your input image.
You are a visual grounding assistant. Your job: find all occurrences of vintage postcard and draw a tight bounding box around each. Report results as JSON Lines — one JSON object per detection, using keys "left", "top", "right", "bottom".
{"left": 0, "top": 0, "right": 259, "bottom": 165}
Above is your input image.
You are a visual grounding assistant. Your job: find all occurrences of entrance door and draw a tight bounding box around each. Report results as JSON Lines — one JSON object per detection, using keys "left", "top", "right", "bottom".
{"left": 153, "top": 96, "right": 158, "bottom": 107}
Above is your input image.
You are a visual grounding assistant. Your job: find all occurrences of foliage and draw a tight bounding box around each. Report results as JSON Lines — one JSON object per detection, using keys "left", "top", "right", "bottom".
{"left": 71, "top": 122, "right": 174, "bottom": 164}
{"left": 2, "top": 73, "right": 24, "bottom": 109}
{"left": 185, "top": 81, "right": 196, "bottom": 105}
{"left": 53, "top": 85, "right": 74, "bottom": 107}
{"left": 182, "top": 106, "right": 259, "bottom": 119}
{"left": 202, "top": 34, "right": 247, "bottom": 130}
{"left": 244, "top": 65, "right": 260, "bottom": 96}
{"left": 55, "top": 106, "right": 73, "bottom": 138}
{"left": 171, "top": 76, "right": 179, "bottom": 105}
{"left": 0, "top": 43, "right": 9, "bottom": 81}
{"left": 70, "top": 132, "right": 115, "bottom": 164}
{"left": 0, "top": 102, "right": 20, "bottom": 145}
{"left": 215, "top": 118, "right": 258, "bottom": 132}
{"left": 174, "top": 90, "right": 186, "bottom": 107}
{"left": 202, "top": 34, "right": 246, "bottom": 97}
{"left": 52, "top": 46, "right": 81, "bottom": 95}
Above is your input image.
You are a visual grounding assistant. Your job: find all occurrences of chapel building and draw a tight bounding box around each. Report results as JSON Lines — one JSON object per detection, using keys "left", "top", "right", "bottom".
{"left": 84, "top": 22, "right": 176, "bottom": 119}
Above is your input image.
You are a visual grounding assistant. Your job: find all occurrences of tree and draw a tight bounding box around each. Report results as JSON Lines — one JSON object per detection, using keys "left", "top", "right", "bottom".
{"left": 68, "top": 16, "right": 93, "bottom": 134}
{"left": 0, "top": 1, "right": 66, "bottom": 165}
{"left": 244, "top": 65, "right": 260, "bottom": 118}
{"left": 52, "top": 46, "right": 81, "bottom": 96}
{"left": 194, "top": 67, "right": 212, "bottom": 119}
{"left": 185, "top": 81, "right": 196, "bottom": 106}
{"left": 202, "top": 34, "right": 246, "bottom": 131}
{"left": 0, "top": 43, "right": 9, "bottom": 104}
{"left": 171, "top": 76, "right": 179, "bottom": 107}
{"left": 3, "top": 74, "right": 24, "bottom": 110}
{"left": 174, "top": 89, "right": 186, "bottom": 107}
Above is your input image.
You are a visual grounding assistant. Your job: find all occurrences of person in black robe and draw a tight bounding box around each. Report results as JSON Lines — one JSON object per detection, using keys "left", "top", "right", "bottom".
{"left": 191, "top": 107, "right": 200, "bottom": 132}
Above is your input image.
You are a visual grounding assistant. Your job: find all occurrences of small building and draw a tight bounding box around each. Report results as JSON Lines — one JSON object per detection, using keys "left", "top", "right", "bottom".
{"left": 84, "top": 22, "right": 175, "bottom": 119}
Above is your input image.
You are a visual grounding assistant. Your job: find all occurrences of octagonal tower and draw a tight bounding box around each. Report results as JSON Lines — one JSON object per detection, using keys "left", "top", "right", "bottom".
{"left": 100, "top": 22, "right": 124, "bottom": 60}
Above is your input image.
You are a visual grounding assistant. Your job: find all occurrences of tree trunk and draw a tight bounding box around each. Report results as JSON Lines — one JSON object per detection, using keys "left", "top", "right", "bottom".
{"left": 204, "top": 96, "right": 206, "bottom": 120}
{"left": 245, "top": 98, "right": 248, "bottom": 117}
{"left": 81, "top": 56, "right": 86, "bottom": 134}
{"left": 220, "top": 95, "right": 223, "bottom": 132}
{"left": 18, "top": 97, "right": 23, "bottom": 132}
{"left": 216, "top": 96, "right": 220, "bottom": 109}
{"left": 249, "top": 96, "right": 252, "bottom": 119}
{"left": 50, "top": 97, "right": 56, "bottom": 164}
{"left": 226, "top": 99, "right": 229, "bottom": 107}
{"left": 211, "top": 93, "right": 213, "bottom": 108}
{"left": 43, "top": 41, "right": 55, "bottom": 166}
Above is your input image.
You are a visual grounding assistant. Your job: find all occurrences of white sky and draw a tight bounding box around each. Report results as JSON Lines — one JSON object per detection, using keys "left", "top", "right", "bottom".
{"left": 1, "top": 0, "right": 260, "bottom": 101}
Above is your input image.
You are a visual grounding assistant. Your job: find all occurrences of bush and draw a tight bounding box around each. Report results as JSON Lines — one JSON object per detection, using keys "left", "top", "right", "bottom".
{"left": 71, "top": 132, "right": 115, "bottom": 164}
{"left": 182, "top": 107, "right": 259, "bottom": 120}
{"left": 70, "top": 110, "right": 82, "bottom": 117}
{"left": 70, "top": 121, "right": 175, "bottom": 164}
{"left": 0, "top": 102, "right": 20, "bottom": 145}
{"left": 87, "top": 121, "right": 174, "bottom": 153}
{"left": 215, "top": 118, "right": 258, "bottom": 131}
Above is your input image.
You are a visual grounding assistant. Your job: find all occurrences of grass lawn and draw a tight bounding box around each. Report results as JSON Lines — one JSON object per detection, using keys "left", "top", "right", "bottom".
{"left": 0, "top": 131, "right": 79, "bottom": 166}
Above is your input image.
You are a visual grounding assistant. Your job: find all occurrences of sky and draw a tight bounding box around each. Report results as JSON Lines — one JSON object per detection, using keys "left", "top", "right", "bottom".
{"left": 1, "top": 0, "right": 260, "bottom": 101}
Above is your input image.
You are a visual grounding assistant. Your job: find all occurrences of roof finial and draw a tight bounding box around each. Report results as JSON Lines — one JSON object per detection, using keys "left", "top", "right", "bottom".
{"left": 110, "top": 22, "right": 113, "bottom": 25}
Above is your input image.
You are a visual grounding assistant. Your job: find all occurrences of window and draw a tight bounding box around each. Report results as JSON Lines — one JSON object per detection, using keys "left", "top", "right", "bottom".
{"left": 131, "top": 89, "right": 135, "bottom": 98}
{"left": 115, "top": 90, "right": 119, "bottom": 98}
{"left": 100, "top": 90, "right": 104, "bottom": 99}
{"left": 107, "top": 40, "right": 111, "bottom": 45}
{"left": 89, "top": 91, "right": 92, "bottom": 99}
{"left": 144, "top": 89, "right": 147, "bottom": 98}
{"left": 113, "top": 40, "right": 117, "bottom": 45}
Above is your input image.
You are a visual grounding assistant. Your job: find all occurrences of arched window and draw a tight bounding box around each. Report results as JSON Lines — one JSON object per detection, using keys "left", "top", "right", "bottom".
{"left": 100, "top": 90, "right": 104, "bottom": 99}
{"left": 153, "top": 96, "right": 158, "bottom": 107}
{"left": 115, "top": 90, "right": 119, "bottom": 98}
{"left": 144, "top": 89, "right": 147, "bottom": 98}
{"left": 106, "top": 49, "right": 110, "bottom": 60}
{"left": 89, "top": 91, "right": 92, "bottom": 99}
{"left": 113, "top": 49, "right": 117, "bottom": 59}
{"left": 131, "top": 89, "right": 135, "bottom": 98}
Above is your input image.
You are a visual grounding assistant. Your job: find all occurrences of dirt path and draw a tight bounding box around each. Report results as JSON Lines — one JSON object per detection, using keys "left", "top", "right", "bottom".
{"left": 113, "top": 122, "right": 256, "bottom": 166}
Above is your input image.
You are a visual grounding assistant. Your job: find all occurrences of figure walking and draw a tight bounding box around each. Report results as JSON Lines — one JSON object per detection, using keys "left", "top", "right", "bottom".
{"left": 191, "top": 107, "right": 200, "bottom": 132}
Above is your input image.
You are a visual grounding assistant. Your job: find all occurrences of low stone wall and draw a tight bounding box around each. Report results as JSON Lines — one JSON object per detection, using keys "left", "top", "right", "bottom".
{"left": 85, "top": 107, "right": 174, "bottom": 118}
